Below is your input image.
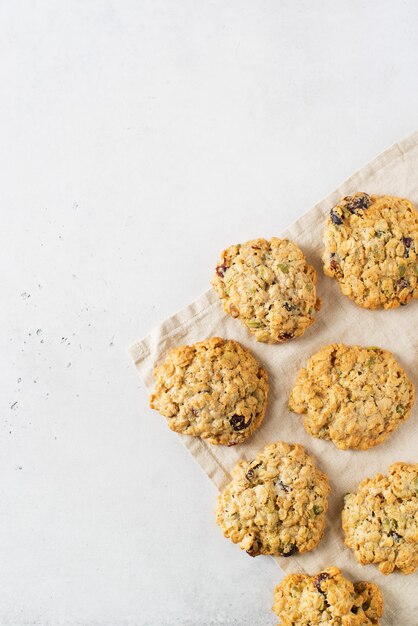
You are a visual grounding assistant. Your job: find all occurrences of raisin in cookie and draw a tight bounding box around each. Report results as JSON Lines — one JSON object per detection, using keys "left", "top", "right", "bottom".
{"left": 289, "top": 344, "right": 414, "bottom": 450}
{"left": 273, "top": 567, "right": 383, "bottom": 626}
{"left": 212, "top": 238, "right": 321, "bottom": 344}
{"left": 342, "top": 462, "right": 418, "bottom": 575}
{"left": 323, "top": 192, "right": 418, "bottom": 309}
{"left": 215, "top": 441, "right": 329, "bottom": 556}
{"left": 149, "top": 337, "right": 268, "bottom": 445}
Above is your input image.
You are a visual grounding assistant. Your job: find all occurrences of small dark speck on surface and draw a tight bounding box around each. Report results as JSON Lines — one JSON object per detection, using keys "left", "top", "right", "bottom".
{"left": 36, "top": 329, "right": 42, "bottom": 335}
{"left": 67, "top": 362, "right": 71, "bottom": 368}
{"left": 17, "top": 378, "right": 22, "bottom": 383}
{"left": 40, "top": 339, "right": 44, "bottom": 343}
{"left": 10, "top": 402, "right": 18, "bottom": 410}
{"left": 21, "top": 292, "right": 31, "bottom": 299}
{"left": 38, "top": 284, "right": 43, "bottom": 289}
{"left": 109, "top": 335, "right": 115, "bottom": 347}
{"left": 33, "top": 379, "right": 37, "bottom": 384}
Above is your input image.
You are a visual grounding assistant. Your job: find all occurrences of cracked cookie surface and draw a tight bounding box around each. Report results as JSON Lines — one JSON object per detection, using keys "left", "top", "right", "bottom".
{"left": 273, "top": 566, "right": 383, "bottom": 626}
{"left": 289, "top": 344, "right": 415, "bottom": 450}
{"left": 342, "top": 462, "right": 418, "bottom": 575}
{"left": 211, "top": 238, "right": 320, "bottom": 343}
{"left": 149, "top": 337, "right": 268, "bottom": 445}
{"left": 215, "top": 441, "right": 329, "bottom": 556}
{"left": 323, "top": 192, "right": 418, "bottom": 309}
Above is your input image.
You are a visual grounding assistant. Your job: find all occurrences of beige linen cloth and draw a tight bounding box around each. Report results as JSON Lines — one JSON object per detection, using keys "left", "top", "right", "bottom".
{"left": 130, "top": 131, "right": 418, "bottom": 626}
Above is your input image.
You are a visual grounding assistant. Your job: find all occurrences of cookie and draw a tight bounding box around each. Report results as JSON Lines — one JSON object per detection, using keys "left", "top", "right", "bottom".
{"left": 211, "top": 238, "right": 321, "bottom": 343}
{"left": 215, "top": 441, "right": 329, "bottom": 556}
{"left": 273, "top": 567, "right": 383, "bottom": 626}
{"left": 289, "top": 344, "right": 415, "bottom": 450}
{"left": 323, "top": 192, "right": 418, "bottom": 309}
{"left": 149, "top": 337, "right": 268, "bottom": 445}
{"left": 342, "top": 462, "right": 418, "bottom": 575}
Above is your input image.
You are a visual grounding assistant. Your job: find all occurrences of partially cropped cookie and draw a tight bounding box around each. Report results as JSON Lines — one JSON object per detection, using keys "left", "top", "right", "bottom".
{"left": 215, "top": 441, "right": 329, "bottom": 556}
{"left": 323, "top": 192, "right": 418, "bottom": 309}
{"left": 273, "top": 567, "right": 383, "bottom": 626}
{"left": 212, "top": 238, "right": 321, "bottom": 343}
{"left": 342, "top": 462, "right": 418, "bottom": 575}
{"left": 289, "top": 344, "right": 415, "bottom": 450}
{"left": 149, "top": 337, "right": 268, "bottom": 445}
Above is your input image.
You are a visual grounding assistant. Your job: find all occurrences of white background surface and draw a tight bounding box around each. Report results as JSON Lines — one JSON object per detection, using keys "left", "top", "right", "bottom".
{"left": 1, "top": 1, "right": 418, "bottom": 624}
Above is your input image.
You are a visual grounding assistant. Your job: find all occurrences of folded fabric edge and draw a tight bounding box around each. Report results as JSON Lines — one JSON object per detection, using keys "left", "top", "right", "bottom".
{"left": 128, "top": 289, "right": 219, "bottom": 364}
{"left": 281, "top": 128, "right": 418, "bottom": 240}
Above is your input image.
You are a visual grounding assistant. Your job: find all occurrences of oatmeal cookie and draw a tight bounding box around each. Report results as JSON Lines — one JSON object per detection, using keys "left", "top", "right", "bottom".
{"left": 323, "top": 192, "right": 418, "bottom": 309}
{"left": 273, "top": 567, "right": 383, "bottom": 626}
{"left": 289, "top": 344, "right": 415, "bottom": 450}
{"left": 215, "top": 441, "right": 329, "bottom": 556}
{"left": 342, "top": 462, "right": 418, "bottom": 575}
{"left": 211, "top": 238, "right": 321, "bottom": 343}
{"left": 149, "top": 337, "right": 268, "bottom": 445}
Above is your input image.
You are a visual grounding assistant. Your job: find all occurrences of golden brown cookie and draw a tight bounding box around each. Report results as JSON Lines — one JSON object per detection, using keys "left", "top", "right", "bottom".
{"left": 289, "top": 344, "right": 415, "bottom": 450}
{"left": 149, "top": 337, "right": 268, "bottom": 445}
{"left": 323, "top": 192, "right": 418, "bottom": 309}
{"left": 273, "top": 567, "right": 383, "bottom": 625}
{"left": 342, "top": 462, "right": 418, "bottom": 575}
{"left": 212, "top": 237, "right": 320, "bottom": 343}
{"left": 215, "top": 441, "right": 329, "bottom": 556}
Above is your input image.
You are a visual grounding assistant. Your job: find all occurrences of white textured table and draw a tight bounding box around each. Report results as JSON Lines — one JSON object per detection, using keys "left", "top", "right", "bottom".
{"left": 1, "top": 1, "right": 418, "bottom": 624}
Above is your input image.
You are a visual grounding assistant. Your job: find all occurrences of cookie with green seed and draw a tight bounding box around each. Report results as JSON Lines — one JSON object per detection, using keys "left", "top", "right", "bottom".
{"left": 342, "top": 462, "right": 418, "bottom": 575}
{"left": 215, "top": 441, "right": 330, "bottom": 557}
{"left": 212, "top": 238, "right": 321, "bottom": 343}
{"left": 273, "top": 567, "right": 383, "bottom": 625}
{"left": 323, "top": 192, "right": 418, "bottom": 309}
{"left": 150, "top": 337, "right": 268, "bottom": 445}
{"left": 289, "top": 343, "right": 415, "bottom": 450}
